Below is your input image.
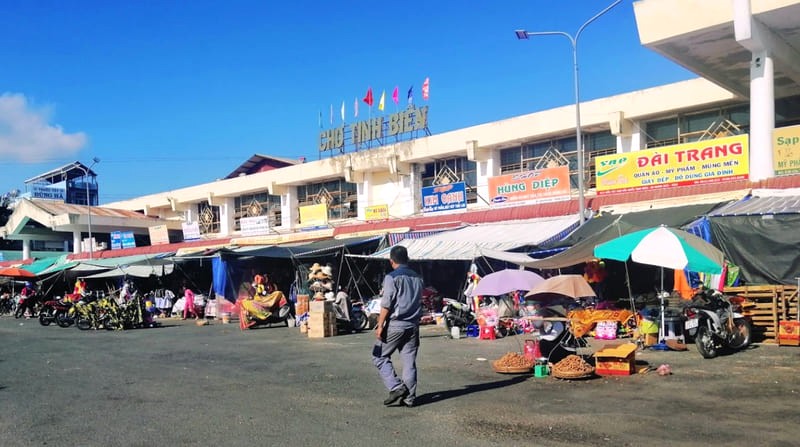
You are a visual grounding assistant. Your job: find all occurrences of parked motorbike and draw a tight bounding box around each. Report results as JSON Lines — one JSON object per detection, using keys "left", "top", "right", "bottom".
{"left": 683, "top": 288, "right": 753, "bottom": 359}
{"left": 243, "top": 293, "right": 294, "bottom": 328}
{"left": 364, "top": 296, "right": 382, "bottom": 330}
{"left": 39, "top": 298, "right": 75, "bottom": 327}
{"left": 0, "top": 294, "right": 16, "bottom": 316}
{"left": 442, "top": 297, "right": 477, "bottom": 337}
{"left": 15, "top": 293, "right": 42, "bottom": 319}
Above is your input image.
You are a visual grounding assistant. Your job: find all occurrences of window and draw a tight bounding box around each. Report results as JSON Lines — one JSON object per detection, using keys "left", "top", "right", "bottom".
{"left": 197, "top": 203, "right": 221, "bottom": 235}
{"left": 234, "top": 192, "right": 282, "bottom": 230}
{"left": 297, "top": 179, "right": 358, "bottom": 221}
{"left": 421, "top": 157, "right": 478, "bottom": 204}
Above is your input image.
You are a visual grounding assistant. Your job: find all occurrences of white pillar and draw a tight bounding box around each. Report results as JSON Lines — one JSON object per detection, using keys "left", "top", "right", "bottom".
{"left": 749, "top": 50, "right": 775, "bottom": 181}
{"left": 219, "top": 197, "right": 235, "bottom": 236}
{"left": 21, "top": 238, "right": 31, "bottom": 260}
{"left": 73, "top": 231, "right": 82, "bottom": 254}
{"left": 356, "top": 172, "right": 371, "bottom": 221}
{"left": 477, "top": 149, "right": 500, "bottom": 207}
{"left": 281, "top": 186, "right": 299, "bottom": 229}
{"left": 63, "top": 240, "right": 70, "bottom": 252}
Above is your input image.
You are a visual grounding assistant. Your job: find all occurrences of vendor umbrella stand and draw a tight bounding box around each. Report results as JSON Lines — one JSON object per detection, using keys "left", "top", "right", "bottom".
{"left": 594, "top": 225, "right": 725, "bottom": 349}
{"left": 468, "top": 269, "right": 544, "bottom": 297}
{"left": 0, "top": 266, "right": 37, "bottom": 295}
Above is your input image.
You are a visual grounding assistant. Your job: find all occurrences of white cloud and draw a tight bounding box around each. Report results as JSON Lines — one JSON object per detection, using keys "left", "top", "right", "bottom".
{"left": 0, "top": 93, "right": 87, "bottom": 162}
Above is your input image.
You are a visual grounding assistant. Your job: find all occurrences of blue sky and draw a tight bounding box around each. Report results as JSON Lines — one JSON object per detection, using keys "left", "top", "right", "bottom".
{"left": 0, "top": 0, "right": 695, "bottom": 204}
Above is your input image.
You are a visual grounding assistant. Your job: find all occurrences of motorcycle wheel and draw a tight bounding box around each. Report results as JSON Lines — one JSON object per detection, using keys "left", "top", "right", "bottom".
{"left": 39, "top": 307, "right": 54, "bottom": 326}
{"left": 76, "top": 318, "right": 93, "bottom": 331}
{"left": 727, "top": 318, "right": 752, "bottom": 350}
{"left": 695, "top": 326, "right": 718, "bottom": 359}
{"left": 367, "top": 314, "right": 378, "bottom": 330}
{"left": 355, "top": 313, "right": 368, "bottom": 332}
{"left": 56, "top": 311, "right": 73, "bottom": 328}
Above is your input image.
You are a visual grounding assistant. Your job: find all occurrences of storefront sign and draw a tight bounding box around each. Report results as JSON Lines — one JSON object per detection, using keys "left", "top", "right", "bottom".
{"left": 110, "top": 231, "right": 122, "bottom": 250}
{"left": 148, "top": 225, "right": 170, "bottom": 245}
{"left": 121, "top": 231, "right": 136, "bottom": 249}
{"left": 773, "top": 125, "right": 800, "bottom": 175}
{"left": 422, "top": 182, "right": 467, "bottom": 213}
{"left": 595, "top": 134, "right": 749, "bottom": 195}
{"left": 232, "top": 227, "right": 335, "bottom": 246}
{"left": 488, "top": 166, "right": 570, "bottom": 205}
{"left": 299, "top": 203, "right": 329, "bottom": 227}
{"left": 30, "top": 182, "right": 66, "bottom": 201}
{"left": 364, "top": 204, "right": 389, "bottom": 221}
{"left": 182, "top": 222, "right": 201, "bottom": 241}
{"left": 319, "top": 105, "right": 429, "bottom": 153}
{"left": 240, "top": 216, "right": 270, "bottom": 236}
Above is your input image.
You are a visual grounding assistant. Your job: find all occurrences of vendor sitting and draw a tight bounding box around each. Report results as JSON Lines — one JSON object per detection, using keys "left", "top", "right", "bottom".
{"left": 240, "top": 273, "right": 285, "bottom": 329}
{"left": 532, "top": 308, "right": 572, "bottom": 364}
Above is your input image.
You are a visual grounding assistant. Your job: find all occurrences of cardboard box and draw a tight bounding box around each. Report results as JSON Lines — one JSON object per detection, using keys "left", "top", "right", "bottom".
{"left": 594, "top": 343, "right": 637, "bottom": 376}
{"left": 307, "top": 320, "right": 337, "bottom": 338}
{"left": 778, "top": 321, "right": 800, "bottom": 346}
{"left": 310, "top": 300, "right": 334, "bottom": 314}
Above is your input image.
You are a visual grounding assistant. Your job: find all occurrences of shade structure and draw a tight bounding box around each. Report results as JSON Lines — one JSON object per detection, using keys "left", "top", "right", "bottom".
{"left": 593, "top": 226, "right": 724, "bottom": 274}
{"left": 0, "top": 267, "right": 37, "bottom": 279}
{"left": 525, "top": 274, "right": 595, "bottom": 300}
{"left": 468, "top": 269, "right": 544, "bottom": 297}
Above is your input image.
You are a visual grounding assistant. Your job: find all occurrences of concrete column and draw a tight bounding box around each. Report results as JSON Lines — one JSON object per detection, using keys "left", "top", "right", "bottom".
{"left": 618, "top": 122, "right": 645, "bottom": 153}
{"left": 21, "top": 238, "right": 31, "bottom": 260}
{"left": 73, "top": 231, "right": 82, "bottom": 254}
{"left": 281, "top": 186, "right": 299, "bottom": 229}
{"left": 749, "top": 50, "right": 775, "bottom": 181}
{"left": 477, "top": 149, "right": 500, "bottom": 206}
{"left": 219, "top": 197, "right": 235, "bottom": 236}
{"left": 356, "top": 172, "right": 371, "bottom": 221}
{"left": 63, "top": 240, "right": 70, "bottom": 252}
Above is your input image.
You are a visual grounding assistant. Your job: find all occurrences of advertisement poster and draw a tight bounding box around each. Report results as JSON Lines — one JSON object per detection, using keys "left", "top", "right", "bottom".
{"left": 364, "top": 204, "right": 389, "bottom": 221}
{"left": 487, "top": 166, "right": 570, "bottom": 205}
{"left": 422, "top": 182, "right": 467, "bottom": 213}
{"left": 240, "top": 216, "right": 270, "bottom": 236}
{"left": 595, "top": 134, "right": 749, "bottom": 195}
{"left": 299, "top": 203, "right": 329, "bottom": 227}
{"left": 773, "top": 124, "right": 800, "bottom": 175}
{"left": 182, "top": 222, "right": 201, "bottom": 241}
{"left": 121, "top": 231, "right": 136, "bottom": 249}
{"left": 111, "top": 231, "right": 122, "bottom": 250}
{"left": 148, "top": 225, "right": 170, "bottom": 245}
{"left": 30, "top": 182, "right": 66, "bottom": 201}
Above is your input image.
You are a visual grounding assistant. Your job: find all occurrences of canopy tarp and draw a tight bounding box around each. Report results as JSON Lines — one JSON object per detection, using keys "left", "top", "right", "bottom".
{"left": 353, "top": 215, "right": 579, "bottom": 261}
{"left": 23, "top": 257, "right": 60, "bottom": 275}
{"left": 81, "top": 263, "right": 176, "bottom": 279}
{"left": 222, "top": 235, "right": 383, "bottom": 259}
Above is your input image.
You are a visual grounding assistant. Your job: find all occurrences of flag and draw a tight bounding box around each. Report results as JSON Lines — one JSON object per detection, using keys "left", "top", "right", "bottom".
{"left": 354, "top": 97, "right": 359, "bottom": 118}
{"left": 318, "top": 110, "right": 322, "bottom": 128}
{"left": 330, "top": 104, "right": 333, "bottom": 125}
{"left": 407, "top": 85, "right": 413, "bottom": 105}
{"left": 363, "top": 87, "right": 374, "bottom": 107}
{"left": 422, "top": 77, "right": 430, "bottom": 100}
{"left": 392, "top": 86, "right": 399, "bottom": 105}
{"left": 341, "top": 101, "right": 345, "bottom": 122}
{"left": 378, "top": 90, "right": 385, "bottom": 111}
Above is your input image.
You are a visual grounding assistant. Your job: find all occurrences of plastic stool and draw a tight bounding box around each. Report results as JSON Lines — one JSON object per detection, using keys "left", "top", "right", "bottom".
{"left": 479, "top": 325, "right": 496, "bottom": 340}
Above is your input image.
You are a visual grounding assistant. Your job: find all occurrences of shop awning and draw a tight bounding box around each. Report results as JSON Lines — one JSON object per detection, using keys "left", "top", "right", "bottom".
{"left": 23, "top": 257, "right": 60, "bottom": 275}
{"left": 222, "top": 235, "right": 384, "bottom": 259}
{"left": 81, "top": 263, "right": 176, "bottom": 279}
{"left": 354, "top": 215, "right": 579, "bottom": 261}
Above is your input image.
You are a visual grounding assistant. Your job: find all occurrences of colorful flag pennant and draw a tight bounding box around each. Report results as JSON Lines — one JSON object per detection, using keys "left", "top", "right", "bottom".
{"left": 407, "top": 85, "right": 413, "bottom": 105}
{"left": 341, "top": 101, "right": 345, "bottom": 122}
{"left": 363, "top": 87, "right": 374, "bottom": 107}
{"left": 378, "top": 90, "right": 386, "bottom": 111}
{"left": 354, "top": 97, "right": 359, "bottom": 118}
{"left": 422, "top": 77, "right": 430, "bottom": 100}
{"left": 392, "top": 86, "right": 399, "bottom": 105}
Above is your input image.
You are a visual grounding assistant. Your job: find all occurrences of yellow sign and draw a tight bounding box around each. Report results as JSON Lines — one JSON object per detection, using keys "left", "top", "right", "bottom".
{"left": 299, "top": 203, "right": 328, "bottom": 227}
{"left": 148, "top": 225, "right": 170, "bottom": 245}
{"left": 773, "top": 124, "right": 800, "bottom": 175}
{"left": 595, "top": 134, "right": 749, "bottom": 195}
{"left": 364, "top": 204, "right": 389, "bottom": 221}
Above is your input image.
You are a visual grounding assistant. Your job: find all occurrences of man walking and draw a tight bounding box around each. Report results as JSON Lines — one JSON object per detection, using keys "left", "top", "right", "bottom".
{"left": 373, "top": 245, "right": 423, "bottom": 407}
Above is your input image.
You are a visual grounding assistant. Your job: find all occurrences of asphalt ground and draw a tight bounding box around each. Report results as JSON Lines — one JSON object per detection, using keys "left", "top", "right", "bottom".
{"left": 1, "top": 316, "right": 799, "bottom": 447}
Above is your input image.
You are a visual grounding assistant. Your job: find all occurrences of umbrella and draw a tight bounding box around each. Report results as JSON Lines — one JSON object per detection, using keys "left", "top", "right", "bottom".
{"left": 0, "top": 267, "right": 36, "bottom": 279}
{"left": 468, "top": 269, "right": 544, "bottom": 297}
{"left": 525, "top": 274, "right": 595, "bottom": 300}
{"left": 593, "top": 226, "right": 724, "bottom": 274}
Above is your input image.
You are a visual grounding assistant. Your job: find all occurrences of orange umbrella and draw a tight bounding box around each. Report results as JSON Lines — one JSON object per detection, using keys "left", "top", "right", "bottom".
{"left": 0, "top": 267, "right": 36, "bottom": 279}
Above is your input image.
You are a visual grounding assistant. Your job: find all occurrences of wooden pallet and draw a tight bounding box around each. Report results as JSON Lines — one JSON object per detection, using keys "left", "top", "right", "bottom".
{"left": 723, "top": 285, "right": 799, "bottom": 344}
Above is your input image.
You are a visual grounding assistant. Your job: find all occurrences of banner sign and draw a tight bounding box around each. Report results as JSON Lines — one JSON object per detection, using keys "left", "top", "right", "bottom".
{"left": 364, "top": 204, "right": 389, "bottom": 221}
{"left": 422, "top": 182, "right": 467, "bottom": 213}
{"left": 240, "top": 216, "right": 271, "bottom": 236}
{"left": 319, "top": 105, "right": 430, "bottom": 154}
{"left": 595, "top": 134, "right": 749, "bottom": 195}
{"left": 148, "top": 225, "right": 170, "bottom": 245}
{"left": 30, "top": 182, "right": 66, "bottom": 201}
{"left": 299, "top": 203, "right": 329, "bottom": 227}
{"left": 111, "top": 231, "right": 123, "bottom": 250}
{"left": 488, "top": 166, "right": 570, "bottom": 205}
{"left": 773, "top": 124, "right": 800, "bottom": 175}
{"left": 182, "top": 222, "right": 201, "bottom": 241}
{"left": 121, "top": 231, "right": 136, "bottom": 249}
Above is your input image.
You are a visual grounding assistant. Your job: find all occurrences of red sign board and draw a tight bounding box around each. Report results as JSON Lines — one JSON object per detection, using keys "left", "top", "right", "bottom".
{"left": 487, "top": 166, "right": 571, "bottom": 205}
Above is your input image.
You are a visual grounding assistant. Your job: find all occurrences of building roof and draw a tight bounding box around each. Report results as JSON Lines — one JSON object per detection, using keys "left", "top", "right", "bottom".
{"left": 710, "top": 188, "right": 800, "bottom": 216}
{"left": 224, "top": 154, "right": 300, "bottom": 179}
{"left": 24, "top": 161, "right": 98, "bottom": 184}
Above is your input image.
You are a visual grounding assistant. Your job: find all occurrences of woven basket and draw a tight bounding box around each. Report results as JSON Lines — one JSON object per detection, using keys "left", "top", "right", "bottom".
{"left": 492, "top": 360, "right": 533, "bottom": 374}
{"left": 551, "top": 367, "right": 595, "bottom": 380}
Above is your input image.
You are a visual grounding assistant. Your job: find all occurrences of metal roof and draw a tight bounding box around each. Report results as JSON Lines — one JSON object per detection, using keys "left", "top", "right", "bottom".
{"left": 709, "top": 190, "right": 800, "bottom": 216}
{"left": 24, "top": 161, "right": 98, "bottom": 184}
{"left": 224, "top": 154, "right": 300, "bottom": 179}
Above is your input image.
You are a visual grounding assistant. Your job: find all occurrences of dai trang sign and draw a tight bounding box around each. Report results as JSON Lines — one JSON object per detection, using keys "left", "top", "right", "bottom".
{"left": 488, "top": 166, "right": 570, "bottom": 205}
{"left": 595, "top": 134, "right": 750, "bottom": 195}
{"left": 422, "top": 182, "right": 467, "bottom": 213}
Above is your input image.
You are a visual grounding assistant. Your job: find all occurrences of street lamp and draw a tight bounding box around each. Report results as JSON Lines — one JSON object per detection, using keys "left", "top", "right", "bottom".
{"left": 516, "top": 0, "right": 621, "bottom": 225}
{"left": 76, "top": 157, "right": 100, "bottom": 259}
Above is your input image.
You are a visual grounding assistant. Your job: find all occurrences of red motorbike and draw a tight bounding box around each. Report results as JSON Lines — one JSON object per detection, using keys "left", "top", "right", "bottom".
{"left": 38, "top": 298, "right": 74, "bottom": 328}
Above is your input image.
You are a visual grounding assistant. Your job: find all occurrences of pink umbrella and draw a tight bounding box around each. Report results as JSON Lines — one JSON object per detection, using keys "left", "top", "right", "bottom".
{"left": 468, "top": 269, "right": 544, "bottom": 297}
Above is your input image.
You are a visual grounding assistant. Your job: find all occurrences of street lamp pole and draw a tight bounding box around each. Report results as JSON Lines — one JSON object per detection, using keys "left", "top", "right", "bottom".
{"left": 515, "top": 0, "right": 621, "bottom": 225}
{"left": 77, "top": 157, "right": 101, "bottom": 259}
